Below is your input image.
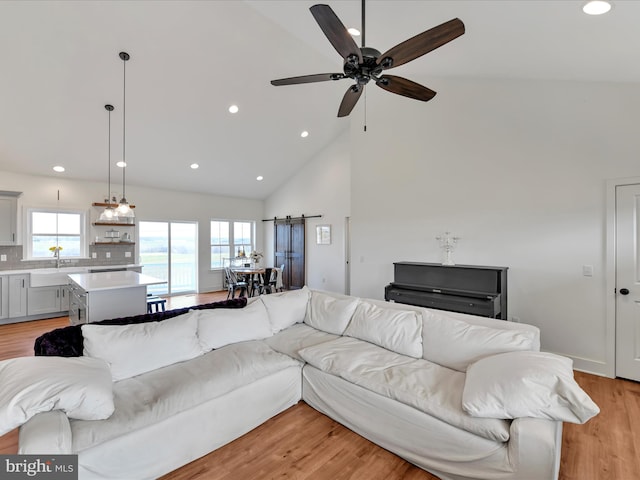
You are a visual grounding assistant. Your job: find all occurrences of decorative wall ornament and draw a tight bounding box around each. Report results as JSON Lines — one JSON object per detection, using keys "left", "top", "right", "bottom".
{"left": 436, "top": 231, "right": 460, "bottom": 265}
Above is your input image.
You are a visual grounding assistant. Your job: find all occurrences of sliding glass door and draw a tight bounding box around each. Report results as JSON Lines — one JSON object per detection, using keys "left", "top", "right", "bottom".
{"left": 139, "top": 221, "right": 197, "bottom": 295}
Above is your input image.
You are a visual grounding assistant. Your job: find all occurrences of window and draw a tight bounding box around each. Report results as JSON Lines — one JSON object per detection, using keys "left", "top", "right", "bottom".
{"left": 210, "top": 220, "right": 254, "bottom": 269}
{"left": 27, "top": 208, "right": 87, "bottom": 259}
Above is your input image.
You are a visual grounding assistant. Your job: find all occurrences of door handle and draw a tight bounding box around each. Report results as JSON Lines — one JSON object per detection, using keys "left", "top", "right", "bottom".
{"left": 620, "top": 288, "right": 630, "bottom": 295}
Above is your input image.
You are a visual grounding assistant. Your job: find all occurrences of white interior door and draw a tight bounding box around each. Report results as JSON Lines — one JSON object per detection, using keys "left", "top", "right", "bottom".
{"left": 615, "top": 183, "right": 640, "bottom": 381}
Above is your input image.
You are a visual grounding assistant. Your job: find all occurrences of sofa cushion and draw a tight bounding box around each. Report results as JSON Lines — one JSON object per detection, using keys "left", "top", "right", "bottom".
{"left": 263, "top": 323, "right": 340, "bottom": 362}
{"left": 34, "top": 297, "right": 248, "bottom": 357}
{"left": 70, "top": 341, "right": 302, "bottom": 452}
{"left": 261, "top": 286, "right": 310, "bottom": 334}
{"left": 304, "top": 290, "right": 359, "bottom": 335}
{"left": 197, "top": 299, "right": 272, "bottom": 350}
{"left": 463, "top": 351, "right": 600, "bottom": 424}
{"left": 0, "top": 356, "right": 114, "bottom": 436}
{"left": 299, "top": 337, "right": 510, "bottom": 442}
{"left": 422, "top": 310, "right": 537, "bottom": 372}
{"left": 82, "top": 310, "right": 205, "bottom": 381}
{"left": 344, "top": 301, "right": 422, "bottom": 358}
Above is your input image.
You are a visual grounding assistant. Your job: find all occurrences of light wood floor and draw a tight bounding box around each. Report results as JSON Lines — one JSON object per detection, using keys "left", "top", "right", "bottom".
{"left": 1, "top": 291, "right": 639, "bottom": 480}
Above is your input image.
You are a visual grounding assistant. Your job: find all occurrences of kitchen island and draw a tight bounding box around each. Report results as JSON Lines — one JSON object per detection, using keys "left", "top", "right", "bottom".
{"left": 67, "top": 271, "right": 166, "bottom": 325}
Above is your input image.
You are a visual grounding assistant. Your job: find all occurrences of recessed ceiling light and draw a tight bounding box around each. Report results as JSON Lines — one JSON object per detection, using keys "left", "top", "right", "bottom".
{"left": 53, "top": 166, "right": 65, "bottom": 173}
{"left": 228, "top": 105, "right": 239, "bottom": 114}
{"left": 256, "top": 175, "right": 264, "bottom": 181}
{"left": 190, "top": 163, "right": 199, "bottom": 169}
{"left": 116, "top": 161, "right": 127, "bottom": 168}
{"left": 300, "top": 131, "right": 309, "bottom": 138}
{"left": 348, "top": 28, "right": 361, "bottom": 36}
{"left": 583, "top": 1, "right": 612, "bottom": 15}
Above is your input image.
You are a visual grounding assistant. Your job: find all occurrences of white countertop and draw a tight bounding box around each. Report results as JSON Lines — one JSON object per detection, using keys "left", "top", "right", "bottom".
{"left": 68, "top": 271, "right": 166, "bottom": 292}
{"left": 0, "top": 264, "right": 143, "bottom": 276}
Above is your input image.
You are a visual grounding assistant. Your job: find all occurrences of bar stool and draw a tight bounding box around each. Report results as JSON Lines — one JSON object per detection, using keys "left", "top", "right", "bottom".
{"left": 147, "top": 296, "right": 167, "bottom": 313}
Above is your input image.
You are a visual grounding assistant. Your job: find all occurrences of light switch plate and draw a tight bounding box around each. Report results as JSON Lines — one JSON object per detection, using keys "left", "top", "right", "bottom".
{"left": 582, "top": 265, "right": 594, "bottom": 277}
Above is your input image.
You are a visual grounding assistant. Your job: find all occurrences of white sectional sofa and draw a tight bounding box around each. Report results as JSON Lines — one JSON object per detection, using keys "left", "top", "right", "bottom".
{"left": 11, "top": 287, "right": 599, "bottom": 480}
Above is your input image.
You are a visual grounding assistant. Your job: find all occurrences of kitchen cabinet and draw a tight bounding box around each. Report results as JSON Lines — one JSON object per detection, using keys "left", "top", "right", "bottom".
{"left": 8, "top": 274, "right": 28, "bottom": 318}
{"left": 0, "top": 276, "right": 8, "bottom": 319}
{"left": 27, "top": 285, "right": 69, "bottom": 316}
{"left": 0, "top": 192, "right": 21, "bottom": 245}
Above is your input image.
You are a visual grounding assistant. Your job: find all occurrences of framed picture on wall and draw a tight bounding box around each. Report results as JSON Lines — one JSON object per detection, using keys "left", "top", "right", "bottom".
{"left": 316, "top": 225, "right": 331, "bottom": 245}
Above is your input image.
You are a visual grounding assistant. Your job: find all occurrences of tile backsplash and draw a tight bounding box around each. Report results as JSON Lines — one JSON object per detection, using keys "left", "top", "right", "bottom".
{"left": 0, "top": 245, "right": 136, "bottom": 271}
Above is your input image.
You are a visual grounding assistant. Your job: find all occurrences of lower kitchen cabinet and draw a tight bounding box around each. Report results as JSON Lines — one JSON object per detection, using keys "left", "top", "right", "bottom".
{"left": 8, "top": 274, "right": 28, "bottom": 318}
{"left": 27, "top": 285, "right": 70, "bottom": 316}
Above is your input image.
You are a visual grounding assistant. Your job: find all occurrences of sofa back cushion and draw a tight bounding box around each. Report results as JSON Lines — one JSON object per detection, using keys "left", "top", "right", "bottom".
{"left": 34, "top": 297, "right": 247, "bottom": 357}
{"left": 304, "top": 290, "right": 359, "bottom": 335}
{"left": 197, "top": 298, "right": 273, "bottom": 350}
{"left": 82, "top": 310, "right": 206, "bottom": 381}
{"left": 422, "top": 310, "right": 538, "bottom": 372}
{"left": 261, "top": 286, "right": 310, "bottom": 334}
{"left": 344, "top": 301, "right": 422, "bottom": 358}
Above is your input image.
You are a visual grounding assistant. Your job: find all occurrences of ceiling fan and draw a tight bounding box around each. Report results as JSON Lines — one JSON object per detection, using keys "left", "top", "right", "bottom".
{"left": 270, "top": 1, "right": 465, "bottom": 117}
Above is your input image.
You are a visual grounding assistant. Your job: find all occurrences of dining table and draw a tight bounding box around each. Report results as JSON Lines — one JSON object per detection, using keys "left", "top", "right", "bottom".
{"left": 231, "top": 266, "right": 265, "bottom": 297}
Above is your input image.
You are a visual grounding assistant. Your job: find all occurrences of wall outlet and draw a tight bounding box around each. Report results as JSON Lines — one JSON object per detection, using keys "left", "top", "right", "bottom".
{"left": 0, "top": 254, "right": 6, "bottom": 262}
{"left": 125, "top": 251, "right": 131, "bottom": 258}
{"left": 105, "top": 252, "right": 111, "bottom": 259}
{"left": 91, "top": 252, "right": 97, "bottom": 259}
{"left": 510, "top": 316, "right": 521, "bottom": 323}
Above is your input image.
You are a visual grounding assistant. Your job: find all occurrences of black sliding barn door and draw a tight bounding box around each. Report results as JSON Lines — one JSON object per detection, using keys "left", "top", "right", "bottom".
{"left": 274, "top": 218, "right": 305, "bottom": 290}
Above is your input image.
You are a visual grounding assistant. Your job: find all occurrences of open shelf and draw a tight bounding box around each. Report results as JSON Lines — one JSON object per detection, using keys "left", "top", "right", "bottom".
{"left": 92, "top": 202, "right": 136, "bottom": 208}
{"left": 92, "top": 242, "right": 136, "bottom": 246}
{"left": 93, "top": 222, "right": 135, "bottom": 227}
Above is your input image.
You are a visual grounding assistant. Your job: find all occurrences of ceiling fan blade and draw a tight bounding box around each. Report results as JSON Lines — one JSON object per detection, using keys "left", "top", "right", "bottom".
{"left": 310, "top": 4, "right": 363, "bottom": 64}
{"left": 376, "top": 75, "right": 436, "bottom": 102}
{"left": 376, "top": 18, "right": 465, "bottom": 70}
{"left": 271, "top": 73, "right": 345, "bottom": 86}
{"left": 337, "top": 84, "right": 364, "bottom": 117}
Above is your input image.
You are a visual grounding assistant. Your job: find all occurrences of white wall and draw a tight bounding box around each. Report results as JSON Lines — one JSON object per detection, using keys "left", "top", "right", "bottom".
{"left": 0, "top": 170, "right": 264, "bottom": 292}
{"left": 264, "top": 132, "right": 350, "bottom": 294}
{"left": 349, "top": 76, "right": 640, "bottom": 376}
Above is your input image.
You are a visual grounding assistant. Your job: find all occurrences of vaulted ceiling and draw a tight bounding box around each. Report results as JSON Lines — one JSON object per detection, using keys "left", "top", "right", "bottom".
{"left": 0, "top": 1, "right": 637, "bottom": 200}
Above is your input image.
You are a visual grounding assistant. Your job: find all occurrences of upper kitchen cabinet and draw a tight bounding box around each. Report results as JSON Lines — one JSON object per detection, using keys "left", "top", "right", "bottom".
{"left": 0, "top": 191, "right": 21, "bottom": 245}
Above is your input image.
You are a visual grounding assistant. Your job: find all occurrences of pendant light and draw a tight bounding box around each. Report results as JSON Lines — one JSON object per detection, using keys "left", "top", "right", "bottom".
{"left": 99, "top": 104, "right": 116, "bottom": 222}
{"left": 116, "top": 51, "right": 135, "bottom": 221}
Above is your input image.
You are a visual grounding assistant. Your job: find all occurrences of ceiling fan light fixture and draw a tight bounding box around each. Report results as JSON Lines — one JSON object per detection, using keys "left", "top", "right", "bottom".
{"left": 228, "top": 104, "right": 239, "bottom": 114}
{"left": 53, "top": 166, "right": 65, "bottom": 173}
{"left": 583, "top": 1, "right": 612, "bottom": 15}
{"left": 190, "top": 163, "right": 199, "bottom": 169}
{"left": 347, "top": 27, "right": 360, "bottom": 36}
{"left": 300, "top": 131, "right": 309, "bottom": 138}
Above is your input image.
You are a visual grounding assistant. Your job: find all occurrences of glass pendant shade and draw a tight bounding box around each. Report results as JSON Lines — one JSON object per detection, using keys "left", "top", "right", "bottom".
{"left": 99, "top": 206, "right": 116, "bottom": 221}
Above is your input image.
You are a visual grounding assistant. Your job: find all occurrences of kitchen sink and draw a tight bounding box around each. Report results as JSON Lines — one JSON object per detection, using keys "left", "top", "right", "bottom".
{"left": 29, "top": 267, "right": 89, "bottom": 287}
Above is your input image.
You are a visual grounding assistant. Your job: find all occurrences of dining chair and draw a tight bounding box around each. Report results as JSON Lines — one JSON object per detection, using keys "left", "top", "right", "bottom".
{"left": 258, "top": 268, "right": 274, "bottom": 295}
{"left": 273, "top": 265, "right": 284, "bottom": 292}
{"left": 224, "top": 267, "right": 248, "bottom": 299}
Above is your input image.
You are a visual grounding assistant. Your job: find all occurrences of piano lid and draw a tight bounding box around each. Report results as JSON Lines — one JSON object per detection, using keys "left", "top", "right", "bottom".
{"left": 393, "top": 262, "right": 507, "bottom": 296}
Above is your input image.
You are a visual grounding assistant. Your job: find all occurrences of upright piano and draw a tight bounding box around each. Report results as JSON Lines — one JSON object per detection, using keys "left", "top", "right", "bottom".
{"left": 384, "top": 262, "right": 508, "bottom": 319}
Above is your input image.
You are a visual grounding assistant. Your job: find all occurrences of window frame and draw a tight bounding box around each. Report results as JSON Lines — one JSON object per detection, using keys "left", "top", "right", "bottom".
{"left": 25, "top": 207, "right": 88, "bottom": 260}
{"left": 210, "top": 219, "right": 255, "bottom": 270}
